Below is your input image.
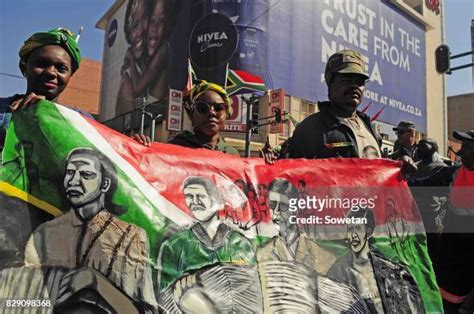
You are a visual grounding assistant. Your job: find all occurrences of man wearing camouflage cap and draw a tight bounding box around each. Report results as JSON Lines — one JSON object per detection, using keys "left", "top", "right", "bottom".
{"left": 285, "top": 49, "right": 381, "bottom": 159}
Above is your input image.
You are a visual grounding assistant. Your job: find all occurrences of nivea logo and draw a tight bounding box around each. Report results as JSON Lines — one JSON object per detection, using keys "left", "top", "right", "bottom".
{"left": 197, "top": 32, "right": 228, "bottom": 44}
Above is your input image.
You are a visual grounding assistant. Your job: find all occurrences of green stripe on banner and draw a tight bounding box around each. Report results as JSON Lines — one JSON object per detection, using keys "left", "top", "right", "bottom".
{"left": 371, "top": 235, "right": 443, "bottom": 313}
{"left": 1, "top": 100, "right": 170, "bottom": 263}
{"left": 316, "top": 235, "right": 442, "bottom": 312}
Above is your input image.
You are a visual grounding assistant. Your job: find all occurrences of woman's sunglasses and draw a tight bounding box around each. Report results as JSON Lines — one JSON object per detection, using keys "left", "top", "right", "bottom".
{"left": 193, "top": 101, "right": 228, "bottom": 116}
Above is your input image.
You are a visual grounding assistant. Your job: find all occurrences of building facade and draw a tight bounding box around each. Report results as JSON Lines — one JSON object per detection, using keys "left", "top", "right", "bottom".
{"left": 471, "top": 19, "right": 474, "bottom": 88}
{"left": 96, "top": 0, "right": 447, "bottom": 156}
{"left": 57, "top": 58, "right": 102, "bottom": 119}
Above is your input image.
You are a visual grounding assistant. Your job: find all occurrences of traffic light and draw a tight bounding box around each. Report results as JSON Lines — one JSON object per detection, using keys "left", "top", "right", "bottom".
{"left": 435, "top": 45, "right": 450, "bottom": 74}
{"left": 275, "top": 108, "right": 282, "bottom": 123}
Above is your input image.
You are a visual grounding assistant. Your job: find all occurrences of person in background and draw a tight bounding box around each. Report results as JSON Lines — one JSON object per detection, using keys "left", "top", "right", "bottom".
{"left": 409, "top": 130, "right": 474, "bottom": 313}
{"left": 0, "top": 27, "right": 81, "bottom": 152}
{"left": 135, "top": 80, "right": 240, "bottom": 156}
{"left": 0, "top": 28, "right": 82, "bottom": 269}
{"left": 134, "top": 81, "right": 281, "bottom": 164}
{"left": 412, "top": 138, "right": 447, "bottom": 179}
{"left": 390, "top": 121, "right": 417, "bottom": 160}
{"left": 408, "top": 138, "right": 448, "bottom": 286}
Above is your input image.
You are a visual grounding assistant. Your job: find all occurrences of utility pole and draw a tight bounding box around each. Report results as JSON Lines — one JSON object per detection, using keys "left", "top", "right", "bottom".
{"left": 135, "top": 97, "right": 147, "bottom": 135}
{"left": 242, "top": 94, "right": 260, "bottom": 157}
{"left": 242, "top": 94, "right": 292, "bottom": 157}
{"left": 149, "top": 112, "right": 163, "bottom": 142}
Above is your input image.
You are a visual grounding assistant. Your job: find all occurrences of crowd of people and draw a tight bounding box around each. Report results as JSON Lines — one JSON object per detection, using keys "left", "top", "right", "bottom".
{"left": 0, "top": 27, "right": 473, "bottom": 313}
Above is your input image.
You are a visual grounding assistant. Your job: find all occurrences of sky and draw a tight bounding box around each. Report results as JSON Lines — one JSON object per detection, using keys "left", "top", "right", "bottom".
{"left": 444, "top": 0, "right": 474, "bottom": 96}
{"left": 0, "top": 0, "right": 472, "bottom": 97}
{"left": 0, "top": 0, "right": 114, "bottom": 96}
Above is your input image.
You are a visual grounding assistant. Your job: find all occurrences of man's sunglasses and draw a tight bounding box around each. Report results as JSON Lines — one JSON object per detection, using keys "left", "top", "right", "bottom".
{"left": 193, "top": 101, "right": 228, "bottom": 116}
{"left": 396, "top": 129, "right": 414, "bottom": 135}
{"left": 333, "top": 77, "right": 367, "bottom": 86}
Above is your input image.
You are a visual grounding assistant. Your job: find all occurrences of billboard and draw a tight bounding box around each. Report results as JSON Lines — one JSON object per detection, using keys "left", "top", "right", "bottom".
{"left": 206, "top": 0, "right": 427, "bottom": 131}
{"left": 100, "top": 0, "right": 188, "bottom": 123}
{"left": 264, "top": 0, "right": 427, "bottom": 131}
{"left": 100, "top": 0, "right": 426, "bottom": 132}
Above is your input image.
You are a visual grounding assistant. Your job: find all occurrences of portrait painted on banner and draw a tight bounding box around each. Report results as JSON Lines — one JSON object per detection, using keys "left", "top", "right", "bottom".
{"left": 386, "top": 197, "right": 410, "bottom": 246}
{"left": 23, "top": 147, "right": 156, "bottom": 311}
{"left": 256, "top": 178, "right": 366, "bottom": 313}
{"left": 327, "top": 208, "right": 424, "bottom": 313}
{"left": 158, "top": 176, "right": 257, "bottom": 312}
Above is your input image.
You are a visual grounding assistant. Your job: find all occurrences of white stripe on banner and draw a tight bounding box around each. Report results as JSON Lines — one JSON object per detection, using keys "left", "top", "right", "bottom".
{"left": 56, "top": 104, "right": 192, "bottom": 226}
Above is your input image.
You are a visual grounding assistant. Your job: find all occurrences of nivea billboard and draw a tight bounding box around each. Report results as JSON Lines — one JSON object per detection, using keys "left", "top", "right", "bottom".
{"left": 200, "top": 0, "right": 427, "bottom": 132}
{"left": 267, "top": 0, "right": 426, "bottom": 131}
{"left": 101, "top": 0, "right": 426, "bottom": 131}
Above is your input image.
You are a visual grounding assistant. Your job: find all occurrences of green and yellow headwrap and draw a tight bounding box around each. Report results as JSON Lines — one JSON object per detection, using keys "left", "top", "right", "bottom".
{"left": 19, "top": 28, "right": 81, "bottom": 74}
{"left": 185, "top": 80, "right": 232, "bottom": 116}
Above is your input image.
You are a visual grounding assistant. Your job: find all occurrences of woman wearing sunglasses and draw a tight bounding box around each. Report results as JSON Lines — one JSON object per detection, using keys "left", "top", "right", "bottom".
{"left": 134, "top": 80, "right": 239, "bottom": 155}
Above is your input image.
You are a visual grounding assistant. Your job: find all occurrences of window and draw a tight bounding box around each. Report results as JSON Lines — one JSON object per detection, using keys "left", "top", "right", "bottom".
{"left": 300, "top": 100, "right": 316, "bottom": 121}
{"left": 402, "top": 0, "right": 423, "bottom": 15}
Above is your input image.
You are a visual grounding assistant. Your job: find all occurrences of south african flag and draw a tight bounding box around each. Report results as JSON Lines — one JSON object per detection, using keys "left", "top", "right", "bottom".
{"left": 226, "top": 69, "right": 266, "bottom": 96}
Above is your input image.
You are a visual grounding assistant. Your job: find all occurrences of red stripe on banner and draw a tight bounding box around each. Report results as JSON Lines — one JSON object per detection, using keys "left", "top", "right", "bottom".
{"left": 84, "top": 117, "right": 421, "bottom": 227}
{"left": 451, "top": 167, "right": 474, "bottom": 209}
{"left": 440, "top": 287, "right": 468, "bottom": 304}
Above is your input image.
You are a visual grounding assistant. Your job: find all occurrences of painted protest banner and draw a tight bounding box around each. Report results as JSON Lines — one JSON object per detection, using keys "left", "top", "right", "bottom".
{"left": 0, "top": 101, "right": 441, "bottom": 312}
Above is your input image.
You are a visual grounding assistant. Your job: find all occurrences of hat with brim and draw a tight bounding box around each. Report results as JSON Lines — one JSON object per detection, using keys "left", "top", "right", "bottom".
{"left": 325, "top": 49, "right": 369, "bottom": 85}
{"left": 393, "top": 121, "right": 416, "bottom": 131}
{"left": 453, "top": 130, "right": 474, "bottom": 143}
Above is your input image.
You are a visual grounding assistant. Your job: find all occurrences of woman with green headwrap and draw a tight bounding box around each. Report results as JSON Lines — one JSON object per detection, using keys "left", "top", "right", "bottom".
{"left": 0, "top": 28, "right": 81, "bottom": 148}
{"left": 134, "top": 80, "right": 240, "bottom": 156}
